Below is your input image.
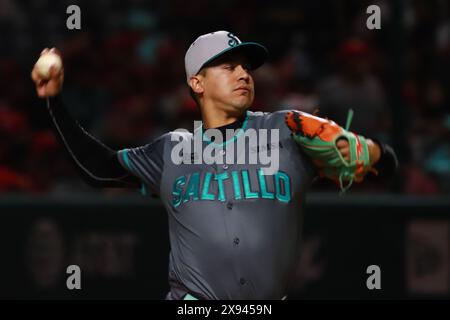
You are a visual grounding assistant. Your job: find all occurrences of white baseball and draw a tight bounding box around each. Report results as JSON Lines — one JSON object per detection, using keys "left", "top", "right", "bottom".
{"left": 35, "top": 52, "right": 62, "bottom": 79}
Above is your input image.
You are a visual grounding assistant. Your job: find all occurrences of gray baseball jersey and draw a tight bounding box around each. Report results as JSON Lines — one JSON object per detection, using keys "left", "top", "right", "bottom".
{"left": 117, "top": 110, "right": 316, "bottom": 299}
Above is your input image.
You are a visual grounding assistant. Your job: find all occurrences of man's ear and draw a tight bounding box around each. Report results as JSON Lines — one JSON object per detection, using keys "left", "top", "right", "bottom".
{"left": 189, "top": 76, "right": 204, "bottom": 95}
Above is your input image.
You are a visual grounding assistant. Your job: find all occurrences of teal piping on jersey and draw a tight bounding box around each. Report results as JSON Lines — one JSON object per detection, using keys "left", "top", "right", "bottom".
{"left": 201, "top": 110, "right": 250, "bottom": 147}
{"left": 119, "top": 149, "right": 134, "bottom": 172}
{"left": 183, "top": 293, "right": 198, "bottom": 300}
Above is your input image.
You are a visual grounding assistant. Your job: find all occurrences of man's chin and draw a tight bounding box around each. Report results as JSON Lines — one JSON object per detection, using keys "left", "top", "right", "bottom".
{"left": 233, "top": 98, "right": 253, "bottom": 110}
{"left": 231, "top": 103, "right": 250, "bottom": 114}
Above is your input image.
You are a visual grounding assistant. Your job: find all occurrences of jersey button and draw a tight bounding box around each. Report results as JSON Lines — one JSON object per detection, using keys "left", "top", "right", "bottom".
{"left": 233, "top": 237, "right": 240, "bottom": 245}
{"left": 240, "top": 278, "right": 246, "bottom": 285}
{"left": 227, "top": 202, "right": 233, "bottom": 210}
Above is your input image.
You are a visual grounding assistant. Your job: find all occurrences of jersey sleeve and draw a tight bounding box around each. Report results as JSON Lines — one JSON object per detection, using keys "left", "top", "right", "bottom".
{"left": 266, "top": 110, "right": 319, "bottom": 180}
{"left": 117, "top": 133, "right": 169, "bottom": 195}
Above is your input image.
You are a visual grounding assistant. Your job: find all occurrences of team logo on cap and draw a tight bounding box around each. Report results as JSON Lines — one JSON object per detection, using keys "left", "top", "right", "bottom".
{"left": 227, "top": 33, "right": 240, "bottom": 47}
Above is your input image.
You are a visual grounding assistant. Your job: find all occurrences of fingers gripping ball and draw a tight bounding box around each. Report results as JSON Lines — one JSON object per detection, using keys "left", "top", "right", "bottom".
{"left": 35, "top": 52, "right": 62, "bottom": 79}
{"left": 285, "top": 110, "right": 376, "bottom": 192}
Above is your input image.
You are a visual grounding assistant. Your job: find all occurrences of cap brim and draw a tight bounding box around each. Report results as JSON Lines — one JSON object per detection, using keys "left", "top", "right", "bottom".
{"left": 200, "top": 42, "right": 268, "bottom": 72}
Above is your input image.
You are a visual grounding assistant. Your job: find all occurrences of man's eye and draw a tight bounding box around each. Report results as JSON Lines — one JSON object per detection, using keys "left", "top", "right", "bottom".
{"left": 223, "top": 65, "right": 234, "bottom": 70}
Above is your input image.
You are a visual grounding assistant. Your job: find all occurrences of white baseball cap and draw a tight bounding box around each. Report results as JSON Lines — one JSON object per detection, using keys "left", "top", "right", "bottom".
{"left": 184, "top": 31, "right": 268, "bottom": 82}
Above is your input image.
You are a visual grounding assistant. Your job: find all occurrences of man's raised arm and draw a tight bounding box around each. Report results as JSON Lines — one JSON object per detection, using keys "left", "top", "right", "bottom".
{"left": 31, "top": 48, "right": 140, "bottom": 189}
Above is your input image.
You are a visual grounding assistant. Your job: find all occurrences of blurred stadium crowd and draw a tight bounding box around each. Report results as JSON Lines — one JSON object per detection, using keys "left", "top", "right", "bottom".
{"left": 0, "top": 0, "right": 449, "bottom": 195}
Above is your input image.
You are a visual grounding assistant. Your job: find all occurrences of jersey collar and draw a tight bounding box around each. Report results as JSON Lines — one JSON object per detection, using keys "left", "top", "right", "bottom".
{"left": 200, "top": 111, "right": 250, "bottom": 147}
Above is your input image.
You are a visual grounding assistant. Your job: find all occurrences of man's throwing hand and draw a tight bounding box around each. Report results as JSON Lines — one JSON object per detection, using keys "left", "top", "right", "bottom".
{"left": 31, "top": 48, "right": 64, "bottom": 98}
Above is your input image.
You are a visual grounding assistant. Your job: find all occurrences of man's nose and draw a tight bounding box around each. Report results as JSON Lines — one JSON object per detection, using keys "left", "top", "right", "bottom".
{"left": 236, "top": 65, "right": 250, "bottom": 82}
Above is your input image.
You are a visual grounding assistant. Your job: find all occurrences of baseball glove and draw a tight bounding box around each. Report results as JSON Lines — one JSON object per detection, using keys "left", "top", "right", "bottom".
{"left": 285, "top": 109, "right": 377, "bottom": 192}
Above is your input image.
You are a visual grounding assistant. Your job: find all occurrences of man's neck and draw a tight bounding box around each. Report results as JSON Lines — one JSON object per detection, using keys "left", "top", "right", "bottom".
{"left": 201, "top": 105, "right": 247, "bottom": 129}
{"left": 202, "top": 111, "right": 247, "bottom": 141}
{"left": 199, "top": 103, "right": 248, "bottom": 141}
